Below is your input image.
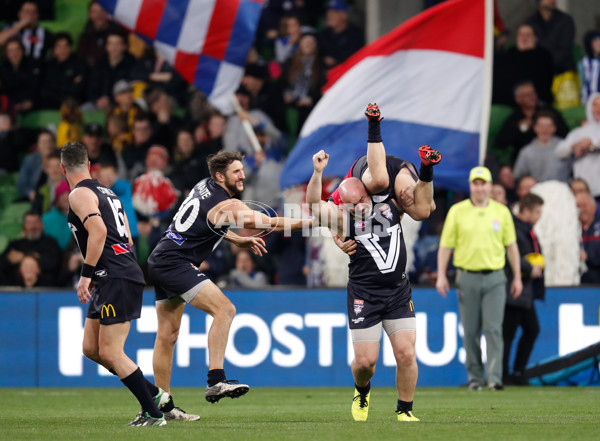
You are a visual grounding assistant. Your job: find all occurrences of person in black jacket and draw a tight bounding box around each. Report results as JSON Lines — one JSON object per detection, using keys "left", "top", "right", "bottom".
{"left": 503, "top": 192, "right": 546, "bottom": 385}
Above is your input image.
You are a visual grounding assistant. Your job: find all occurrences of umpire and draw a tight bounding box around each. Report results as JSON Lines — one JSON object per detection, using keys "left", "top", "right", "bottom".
{"left": 436, "top": 166, "right": 522, "bottom": 391}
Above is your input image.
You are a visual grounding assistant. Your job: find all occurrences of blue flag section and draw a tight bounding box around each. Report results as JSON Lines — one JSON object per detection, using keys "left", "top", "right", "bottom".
{"left": 1, "top": 288, "right": 599, "bottom": 387}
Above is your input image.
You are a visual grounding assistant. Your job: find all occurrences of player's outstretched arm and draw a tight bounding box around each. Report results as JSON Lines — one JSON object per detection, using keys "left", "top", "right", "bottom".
{"left": 224, "top": 230, "right": 267, "bottom": 256}
{"left": 69, "top": 187, "right": 107, "bottom": 304}
{"left": 362, "top": 103, "right": 388, "bottom": 194}
{"left": 306, "top": 150, "right": 345, "bottom": 236}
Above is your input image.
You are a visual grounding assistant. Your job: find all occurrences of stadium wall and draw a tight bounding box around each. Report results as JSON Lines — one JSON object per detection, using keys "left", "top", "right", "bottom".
{"left": 1, "top": 287, "right": 599, "bottom": 387}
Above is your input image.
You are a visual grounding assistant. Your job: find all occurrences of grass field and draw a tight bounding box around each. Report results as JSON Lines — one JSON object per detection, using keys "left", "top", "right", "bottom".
{"left": 3, "top": 387, "right": 600, "bottom": 441}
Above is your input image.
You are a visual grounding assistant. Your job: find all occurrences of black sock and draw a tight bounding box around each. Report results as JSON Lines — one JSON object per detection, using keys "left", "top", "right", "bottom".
{"left": 121, "top": 368, "right": 162, "bottom": 418}
{"left": 397, "top": 399, "right": 413, "bottom": 413}
{"left": 355, "top": 382, "right": 371, "bottom": 396}
{"left": 144, "top": 378, "right": 159, "bottom": 398}
{"left": 207, "top": 369, "right": 226, "bottom": 387}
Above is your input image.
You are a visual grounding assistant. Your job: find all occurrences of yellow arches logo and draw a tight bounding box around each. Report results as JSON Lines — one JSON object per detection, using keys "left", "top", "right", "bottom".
{"left": 101, "top": 304, "right": 116, "bottom": 318}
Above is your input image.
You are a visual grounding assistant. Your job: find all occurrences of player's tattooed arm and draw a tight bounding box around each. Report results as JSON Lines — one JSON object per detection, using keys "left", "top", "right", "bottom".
{"left": 307, "top": 150, "right": 345, "bottom": 236}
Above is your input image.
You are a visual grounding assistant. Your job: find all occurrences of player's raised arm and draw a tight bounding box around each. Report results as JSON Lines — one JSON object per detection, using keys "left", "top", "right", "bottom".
{"left": 362, "top": 103, "right": 389, "bottom": 194}
{"left": 69, "top": 186, "right": 107, "bottom": 304}
{"left": 306, "top": 150, "right": 345, "bottom": 236}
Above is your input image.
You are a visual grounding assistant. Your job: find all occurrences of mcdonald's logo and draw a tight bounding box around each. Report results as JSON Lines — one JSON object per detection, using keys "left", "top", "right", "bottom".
{"left": 409, "top": 300, "right": 414, "bottom": 312}
{"left": 101, "top": 304, "right": 116, "bottom": 319}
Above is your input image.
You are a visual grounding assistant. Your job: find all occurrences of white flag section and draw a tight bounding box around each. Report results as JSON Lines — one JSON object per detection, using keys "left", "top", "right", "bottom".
{"left": 281, "top": 0, "right": 493, "bottom": 192}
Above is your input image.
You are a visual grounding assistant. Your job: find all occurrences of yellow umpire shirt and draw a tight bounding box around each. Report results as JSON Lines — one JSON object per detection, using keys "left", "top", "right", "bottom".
{"left": 439, "top": 199, "right": 516, "bottom": 271}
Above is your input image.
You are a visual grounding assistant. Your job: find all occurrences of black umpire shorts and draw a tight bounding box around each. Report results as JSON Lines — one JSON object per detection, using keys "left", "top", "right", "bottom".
{"left": 347, "top": 278, "right": 415, "bottom": 330}
{"left": 87, "top": 278, "right": 144, "bottom": 325}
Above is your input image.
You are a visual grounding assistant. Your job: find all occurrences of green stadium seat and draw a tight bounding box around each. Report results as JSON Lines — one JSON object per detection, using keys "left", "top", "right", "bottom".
{"left": 83, "top": 110, "right": 107, "bottom": 127}
{"left": 561, "top": 105, "right": 586, "bottom": 130}
{"left": 0, "top": 201, "right": 32, "bottom": 223}
{"left": 0, "top": 173, "right": 20, "bottom": 211}
{"left": 17, "top": 110, "right": 61, "bottom": 130}
{"left": 0, "top": 234, "right": 8, "bottom": 254}
{"left": 487, "top": 104, "right": 513, "bottom": 151}
{"left": 136, "top": 234, "right": 151, "bottom": 265}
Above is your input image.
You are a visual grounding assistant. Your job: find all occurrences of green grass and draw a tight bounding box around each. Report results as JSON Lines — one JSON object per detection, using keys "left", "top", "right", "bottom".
{"left": 3, "top": 387, "right": 600, "bottom": 441}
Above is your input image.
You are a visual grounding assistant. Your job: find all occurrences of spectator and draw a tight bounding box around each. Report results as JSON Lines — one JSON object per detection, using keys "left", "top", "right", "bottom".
{"left": 274, "top": 15, "right": 302, "bottom": 65}
{"left": 224, "top": 85, "right": 281, "bottom": 157}
{"left": 17, "top": 130, "right": 56, "bottom": 200}
{"left": 503, "top": 193, "right": 545, "bottom": 386}
{"left": 513, "top": 109, "right": 570, "bottom": 183}
{"left": 578, "top": 30, "right": 600, "bottom": 104}
{"left": 241, "top": 62, "right": 287, "bottom": 131}
{"left": 0, "top": 37, "right": 41, "bottom": 112}
{"left": 492, "top": 24, "right": 554, "bottom": 106}
{"left": 491, "top": 183, "right": 508, "bottom": 206}
{"left": 0, "top": 112, "right": 20, "bottom": 173}
{"left": 282, "top": 32, "right": 325, "bottom": 134}
{"left": 0, "top": 1, "right": 52, "bottom": 60}
{"left": 555, "top": 93, "right": 600, "bottom": 200}
{"left": 18, "top": 255, "right": 42, "bottom": 288}
{"left": 516, "top": 175, "right": 538, "bottom": 201}
{"left": 107, "top": 80, "right": 143, "bottom": 133}
{"left": 576, "top": 191, "right": 600, "bottom": 284}
{"left": 223, "top": 249, "right": 269, "bottom": 288}
{"left": 497, "top": 164, "right": 518, "bottom": 205}
{"left": 525, "top": 0, "right": 575, "bottom": 74}
{"left": 495, "top": 81, "right": 569, "bottom": 164}
{"left": 196, "top": 112, "right": 226, "bottom": 161}
{"left": 570, "top": 177, "right": 591, "bottom": 197}
{"left": 82, "top": 123, "right": 117, "bottom": 166}
{"left": 85, "top": 30, "right": 134, "bottom": 110}
{"left": 436, "top": 166, "right": 522, "bottom": 391}
{"left": 144, "top": 88, "right": 182, "bottom": 147}
{"left": 96, "top": 162, "right": 139, "bottom": 249}
{"left": 121, "top": 114, "right": 153, "bottom": 178}
{"left": 0, "top": 211, "right": 62, "bottom": 286}
{"left": 130, "top": 48, "right": 189, "bottom": 108}
{"left": 132, "top": 145, "right": 178, "bottom": 249}
{"left": 318, "top": 0, "right": 363, "bottom": 70}
{"left": 32, "top": 150, "right": 66, "bottom": 214}
{"left": 106, "top": 113, "right": 132, "bottom": 157}
{"left": 42, "top": 181, "right": 71, "bottom": 251}
{"left": 39, "top": 33, "right": 85, "bottom": 109}
{"left": 56, "top": 97, "right": 83, "bottom": 147}
{"left": 168, "top": 128, "right": 205, "bottom": 194}
{"left": 77, "top": 1, "right": 115, "bottom": 68}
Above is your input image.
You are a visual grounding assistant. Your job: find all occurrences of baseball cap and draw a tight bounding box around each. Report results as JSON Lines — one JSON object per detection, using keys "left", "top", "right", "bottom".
{"left": 469, "top": 166, "right": 492, "bottom": 183}
{"left": 113, "top": 79, "right": 132, "bottom": 96}
{"left": 327, "top": 0, "right": 348, "bottom": 11}
{"left": 83, "top": 123, "right": 103, "bottom": 137}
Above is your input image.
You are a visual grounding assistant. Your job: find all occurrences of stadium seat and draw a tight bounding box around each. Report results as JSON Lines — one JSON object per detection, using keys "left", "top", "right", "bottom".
{"left": 0, "top": 173, "right": 20, "bottom": 211}
{"left": 136, "top": 234, "right": 151, "bottom": 264}
{"left": 0, "top": 234, "right": 8, "bottom": 254}
{"left": 561, "top": 105, "right": 586, "bottom": 130}
{"left": 17, "top": 110, "right": 61, "bottom": 130}
{"left": 83, "top": 110, "right": 107, "bottom": 127}
{"left": 487, "top": 104, "right": 513, "bottom": 151}
{"left": 38, "top": 0, "right": 89, "bottom": 47}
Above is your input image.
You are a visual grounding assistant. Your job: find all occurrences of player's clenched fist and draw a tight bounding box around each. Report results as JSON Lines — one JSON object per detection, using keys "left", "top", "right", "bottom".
{"left": 313, "top": 150, "right": 329, "bottom": 172}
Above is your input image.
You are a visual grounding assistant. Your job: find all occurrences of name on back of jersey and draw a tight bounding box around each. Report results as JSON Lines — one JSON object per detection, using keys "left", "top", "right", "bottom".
{"left": 96, "top": 186, "right": 116, "bottom": 197}
{"left": 197, "top": 181, "right": 211, "bottom": 200}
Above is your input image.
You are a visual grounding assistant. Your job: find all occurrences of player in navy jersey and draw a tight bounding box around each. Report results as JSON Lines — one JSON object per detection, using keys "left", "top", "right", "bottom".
{"left": 306, "top": 104, "right": 441, "bottom": 423}
{"left": 60, "top": 142, "right": 166, "bottom": 427}
{"left": 148, "top": 151, "right": 312, "bottom": 410}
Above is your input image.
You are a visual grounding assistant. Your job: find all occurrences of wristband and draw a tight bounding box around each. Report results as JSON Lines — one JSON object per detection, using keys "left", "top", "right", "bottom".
{"left": 419, "top": 163, "right": 434, "bottom": 182}
{"left": 367, "top": 120, "right": 382, "bottom": 143}
{"left": 81, "top": 263, "right": 96, "bottom": 279}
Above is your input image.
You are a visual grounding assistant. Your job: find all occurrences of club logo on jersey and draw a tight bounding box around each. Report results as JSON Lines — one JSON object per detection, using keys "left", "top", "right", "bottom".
{"left": 354, "top": 299, "right": 364, "bottom": 315}
{"left": 95, "top": 269, "right": 107, "bottom": 278}
{"left": 492, "top": 219, "right": 500, "bottom": 232}
{"left": 379, "top": 204, "right": 393, "bottom": 221}
{"left": 166, "top": 229, "right": 187, "bottom": 246}
{"left": 112, "top": 243, "right": 132, "bottom": 255}
{"left": 352, "top": 317, "right": 365, "bottom": 324}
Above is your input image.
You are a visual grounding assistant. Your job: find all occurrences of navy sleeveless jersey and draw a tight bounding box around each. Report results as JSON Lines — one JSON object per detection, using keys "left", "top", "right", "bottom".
{"left": 347, "top": 199, "right": 407, "bottom": 288}
{"left": 148, "top": 178, "right": 231, "bottom": 266}
{"left": 67, "top": 179, "right": 144, "bottom": 283}
{"left": 351, "top": 154, "right": 417, "bottom": 203}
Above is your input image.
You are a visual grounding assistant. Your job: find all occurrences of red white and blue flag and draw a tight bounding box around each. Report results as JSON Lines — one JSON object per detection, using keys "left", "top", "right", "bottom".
{"left": 281, "top": 0, "right": 493, "bottom": 192}
{"left": 97, "top": 0, "right": 264, "bottom": 112}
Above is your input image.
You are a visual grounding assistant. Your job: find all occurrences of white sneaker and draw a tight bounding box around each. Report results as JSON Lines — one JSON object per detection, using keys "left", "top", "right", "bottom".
{"left": 205, "top": 380, "right": 250, "bottom": 403}
{"left": 163, "top": 406, "right": 201, "bottom": 421}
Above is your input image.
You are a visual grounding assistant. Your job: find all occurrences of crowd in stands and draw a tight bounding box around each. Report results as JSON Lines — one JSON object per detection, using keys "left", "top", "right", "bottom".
{"left": 0, "top": 0, "right": 599, "bottom": 290}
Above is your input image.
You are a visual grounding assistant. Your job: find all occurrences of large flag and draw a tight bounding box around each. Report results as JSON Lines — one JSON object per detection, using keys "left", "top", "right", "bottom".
{"left": 97, "top": 0, "right": 264, "bottom": 113}
{"left": 281, "top": 0, "right": 493, "bottom": 193}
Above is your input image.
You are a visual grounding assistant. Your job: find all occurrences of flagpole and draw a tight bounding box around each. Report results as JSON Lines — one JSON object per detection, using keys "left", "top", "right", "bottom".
{"left": 230, "top": 95, "right": 263, "bottom": 153}
{"left": 479, "top": 0, "right": 494, "bottom": 166}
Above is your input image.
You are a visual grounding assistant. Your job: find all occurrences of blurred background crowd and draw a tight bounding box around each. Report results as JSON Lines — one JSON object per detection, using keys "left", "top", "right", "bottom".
{"left": 0, "top": 0, "right": 598, "bottom": 291}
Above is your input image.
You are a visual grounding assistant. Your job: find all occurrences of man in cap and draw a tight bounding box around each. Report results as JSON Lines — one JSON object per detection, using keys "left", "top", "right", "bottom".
{"left": 436, "top": 166, "right": 522, "bottom": 391}
{"left": 83, "top": 123, "right": 117, "bottom": 166}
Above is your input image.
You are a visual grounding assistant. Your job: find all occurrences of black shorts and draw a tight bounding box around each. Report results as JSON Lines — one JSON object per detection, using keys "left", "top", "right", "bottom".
{"left": 148, "top": 260, "right": 211, "bottom": 302}
{"left": 87, "top": 278, "right": 144, "bottom": 325}
{"left": 347, "top": 279, "right": 415, "bottom": 330}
